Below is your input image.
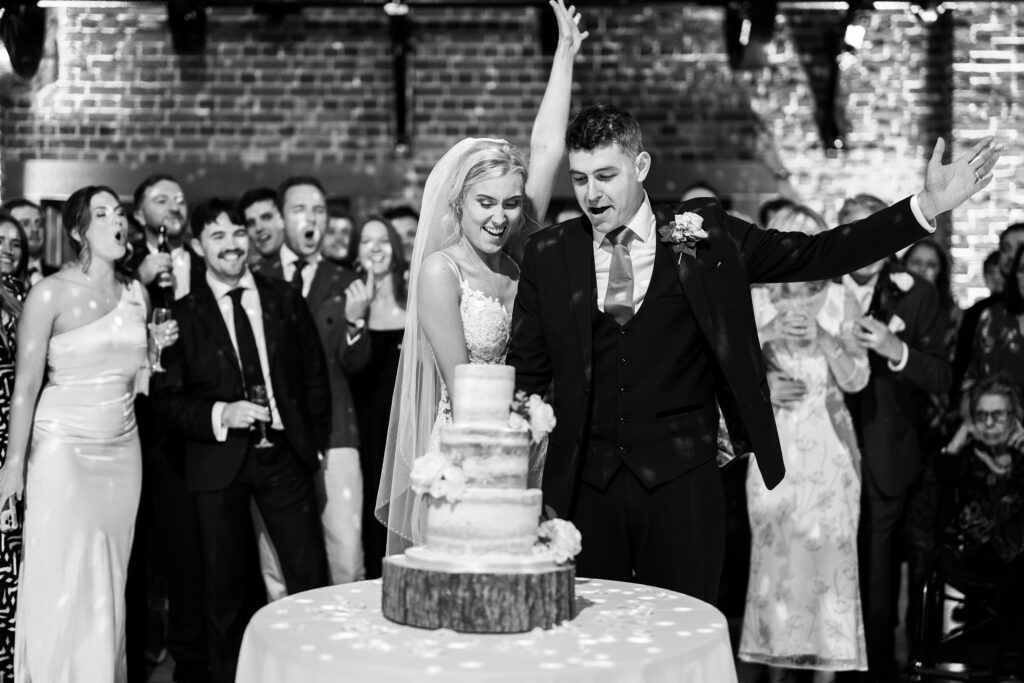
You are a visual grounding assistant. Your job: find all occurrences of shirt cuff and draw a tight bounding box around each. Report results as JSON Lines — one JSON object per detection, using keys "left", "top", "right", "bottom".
{"left": 212, "top": 401, "right": 228, "bottom": 442}
{"left": 887, "top": 341, "right": 910, "bottom": 373}
{"left": 910, "top": 195, "right": 936, "bottom": 233}
{"left": 346, "top": 330, "right": 364, "bottom": 346}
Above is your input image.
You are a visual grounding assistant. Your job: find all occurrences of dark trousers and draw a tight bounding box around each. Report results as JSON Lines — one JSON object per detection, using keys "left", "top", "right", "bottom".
{"left": 858, "top": 472, "right": 908, "bottom": 683}
{"left": 126, "top": 406, "right": 209, "bottom": 683}
{"left": 194, "top": 435, "right": 329, "bottom": 683}
{"left": 571, "top": 459, "right": 725, "bottom": 604}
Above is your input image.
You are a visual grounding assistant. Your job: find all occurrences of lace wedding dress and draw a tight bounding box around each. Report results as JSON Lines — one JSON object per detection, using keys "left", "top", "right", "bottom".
{"left": 429, "top": 252, "right": 512, "bottom": 448}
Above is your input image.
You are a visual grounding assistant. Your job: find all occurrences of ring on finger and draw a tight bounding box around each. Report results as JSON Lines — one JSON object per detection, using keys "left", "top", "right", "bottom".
{"left": 974, "top": 167, "right": 983, "bottom": 183}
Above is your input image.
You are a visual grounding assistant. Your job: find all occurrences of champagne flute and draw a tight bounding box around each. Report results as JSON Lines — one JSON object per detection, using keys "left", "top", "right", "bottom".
{"left": 248, "top": 384, "right": 273, "bottom": 449}
{"left": 150, "top": 307, "right": 173, "bottom": 373}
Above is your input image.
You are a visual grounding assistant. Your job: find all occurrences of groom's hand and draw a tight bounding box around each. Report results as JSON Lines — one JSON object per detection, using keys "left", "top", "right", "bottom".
{"left": 918, "top": 136, "right": 1002, "bottom": 222}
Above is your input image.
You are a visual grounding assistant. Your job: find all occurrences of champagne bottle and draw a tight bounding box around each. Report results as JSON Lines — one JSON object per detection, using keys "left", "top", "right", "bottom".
{"left": 156, "top": 224, "right": 175, "bottom": 306}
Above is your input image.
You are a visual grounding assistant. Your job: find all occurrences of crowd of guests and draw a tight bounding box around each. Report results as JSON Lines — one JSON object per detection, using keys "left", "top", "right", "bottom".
{"left": 0, "top": 174, "right": 1017, "bottom": 683}
{"left": 728, "top": 193, "right": 1024, "bottom": 683}
{"left": 0, "top": 179, "right": 423, "bottom": 683}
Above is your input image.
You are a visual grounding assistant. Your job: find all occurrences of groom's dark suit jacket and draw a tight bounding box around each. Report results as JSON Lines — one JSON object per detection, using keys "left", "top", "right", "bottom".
{"left": 509, "top": 196, "right": 931, "bottom": 517}
{"left": 152, "top": 272, "right": 332, "bottom": 492}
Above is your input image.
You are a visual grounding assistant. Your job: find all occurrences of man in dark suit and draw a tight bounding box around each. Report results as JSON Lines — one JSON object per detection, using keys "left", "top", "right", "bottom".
{"left": 249, "top": 178, "right": 372, "bottom": 589}
{"left": 123, "top": 174, "right": 211, "bottom": 683}
{"left": 839, "top": 194, "right": 952, "bottom": 683}
{"left": 153, "top": 198, "right": 331, "bottom": 683}
{"left": 1, "top": 198, "right": 57, "bottom": 285}
{"left": 507, "top": 103, "right": 999, "bottom": 604}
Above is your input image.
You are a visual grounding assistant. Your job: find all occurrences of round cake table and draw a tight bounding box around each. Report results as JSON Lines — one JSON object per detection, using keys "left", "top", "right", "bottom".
{"left": 235, "top": 578, "right": 737, "bottom": 683}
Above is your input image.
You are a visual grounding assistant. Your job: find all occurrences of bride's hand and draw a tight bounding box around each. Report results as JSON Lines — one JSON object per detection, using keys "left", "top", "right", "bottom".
{"left": 0, "top": 459, "right": 25, "bottom": 505}
{"left": 550, "top": 0, "right": 589, "bottom": 55}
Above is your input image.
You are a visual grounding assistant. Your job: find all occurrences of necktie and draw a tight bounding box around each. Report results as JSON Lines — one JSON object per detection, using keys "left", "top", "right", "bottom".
{"left": 227, "top": 288, "right": 265, "bottom": 391}
{"left": 290, "top": 258, "right": 308, "bottom": 294}
{"left": 604, "top": 227, "right": 636, "bottom": 325}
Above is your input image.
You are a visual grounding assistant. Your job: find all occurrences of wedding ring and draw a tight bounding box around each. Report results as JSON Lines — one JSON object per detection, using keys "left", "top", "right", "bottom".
{"left": 974, "top": 168, "right": 983, "bottom": 183}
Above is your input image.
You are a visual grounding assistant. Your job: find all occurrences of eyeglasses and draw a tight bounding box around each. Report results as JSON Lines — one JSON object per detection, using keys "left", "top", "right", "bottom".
{"left": 973, "top": 409, "right": 1011, "bottom": 426}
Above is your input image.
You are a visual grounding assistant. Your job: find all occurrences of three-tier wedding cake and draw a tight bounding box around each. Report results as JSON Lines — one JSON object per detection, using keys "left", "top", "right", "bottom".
{"left": 381, "top": 364, "right": 580, "bottom": 633}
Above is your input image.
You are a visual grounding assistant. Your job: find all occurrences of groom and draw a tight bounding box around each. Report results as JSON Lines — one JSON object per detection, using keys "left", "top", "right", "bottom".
{"left": 507, "top": 103, "right": 1000, "bottom": 603}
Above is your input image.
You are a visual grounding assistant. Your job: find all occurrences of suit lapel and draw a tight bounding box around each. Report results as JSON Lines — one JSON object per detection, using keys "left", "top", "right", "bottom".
{"left": 193, "top": 280, "right": 242, "bottom": 376}
{"left": 652, "top": 204, "right": 715, "bottom": 343}
{"left": 564, "top": 219, "right": 595, "bottom": 366}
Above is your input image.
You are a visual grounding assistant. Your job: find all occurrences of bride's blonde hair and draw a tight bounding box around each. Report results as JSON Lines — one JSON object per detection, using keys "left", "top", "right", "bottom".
{"left": 446, "top": 141, "right": 528, "bottom": 236}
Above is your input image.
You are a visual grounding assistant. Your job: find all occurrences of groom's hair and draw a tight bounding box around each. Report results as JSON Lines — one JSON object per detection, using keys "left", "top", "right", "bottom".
{"left": 566, "top": 103, "right": 645, "bottom": 158}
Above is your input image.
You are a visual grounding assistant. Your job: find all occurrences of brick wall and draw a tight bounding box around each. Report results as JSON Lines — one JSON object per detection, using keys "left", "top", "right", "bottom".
{"left": 1, "top": 2, "right": 1020, "bottom": 301}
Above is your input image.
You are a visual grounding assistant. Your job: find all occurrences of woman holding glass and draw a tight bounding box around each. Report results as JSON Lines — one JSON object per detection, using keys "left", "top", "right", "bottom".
{"left": 0, "top": 185, "right": 177, "bottom": 682}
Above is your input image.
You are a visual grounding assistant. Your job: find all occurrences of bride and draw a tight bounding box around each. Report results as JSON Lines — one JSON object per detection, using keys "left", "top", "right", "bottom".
{"left": 376, "top": 0, "right": 587, "bottom": 553}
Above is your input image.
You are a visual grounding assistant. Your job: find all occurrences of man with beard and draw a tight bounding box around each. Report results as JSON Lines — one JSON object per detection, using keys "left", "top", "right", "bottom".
{"left": 124, "top": 174, "right": 211, "bottom": 683}
{"left": 239, "top": 187, "right": 285, "bottom": 270}
{"left": 252, "top": 177, "right": 371, "bottom": 592}
{"left": 1, "top": 198, "right": 54, "bottom": 285}
{"left": 152, "top": 198, "right": 330, "bottom": 683}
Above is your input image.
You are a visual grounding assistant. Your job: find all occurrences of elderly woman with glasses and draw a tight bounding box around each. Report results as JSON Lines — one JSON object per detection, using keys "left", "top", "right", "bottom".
{"left": 939, "top": 373, "right": 1024, "bottom": 681}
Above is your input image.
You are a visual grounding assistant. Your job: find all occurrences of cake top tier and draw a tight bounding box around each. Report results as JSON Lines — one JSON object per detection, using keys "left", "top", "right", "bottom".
{"left": 452, "top": 364, "right": 515, "bottom": 425}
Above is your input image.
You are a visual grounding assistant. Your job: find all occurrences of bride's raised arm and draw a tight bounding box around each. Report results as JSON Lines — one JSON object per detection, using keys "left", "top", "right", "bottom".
{"left": 523, "top": 0, "right": 588, "bottom": 230}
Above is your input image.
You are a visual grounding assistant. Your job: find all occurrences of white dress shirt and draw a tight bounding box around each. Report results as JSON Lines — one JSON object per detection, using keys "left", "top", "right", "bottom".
{"left": 593, "top": 194, "right": 657, "bottom": 314}
{"left": 207, "top": 269, "right": 285, "bottom": 440}
{"left": 842, "top": 272, "right": 910, "bottom": 372}
{"left": 280, "top": 245, "right": 320, "bottom": 299}
{"left": 146, "top": 241, "right": 192, "bottom": 300}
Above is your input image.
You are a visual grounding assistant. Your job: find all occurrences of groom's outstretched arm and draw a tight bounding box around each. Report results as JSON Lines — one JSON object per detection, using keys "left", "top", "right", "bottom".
{"left": 732, "top": 135, "right": 1002, "bottom": 284}
{"left": 508, "top": 238, "right": 553, "bottom": 397}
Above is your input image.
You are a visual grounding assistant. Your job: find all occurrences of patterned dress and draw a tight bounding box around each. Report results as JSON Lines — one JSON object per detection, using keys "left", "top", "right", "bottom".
{"left": 0, "top": 275, "right": 25, "bottom": 679}
{"left": 740, "top": 282, "right": 869, "bottom": 671}
{"left": 966, "top": 302, "right": 1024, "bottom": 393}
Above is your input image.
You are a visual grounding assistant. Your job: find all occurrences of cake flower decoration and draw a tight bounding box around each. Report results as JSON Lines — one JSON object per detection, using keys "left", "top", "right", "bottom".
{"left": 410, "top": 451, "right": 466, "bottom": 502}
{"left": 509, "top": 391, "right": 557, "bottom": 442}
{"left": 534, "top": 519, "right": 582, "bottom": 564}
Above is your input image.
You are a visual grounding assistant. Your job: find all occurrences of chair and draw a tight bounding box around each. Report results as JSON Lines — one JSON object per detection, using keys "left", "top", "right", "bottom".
{"left": 906, "top": 550, "right": 1001, "bottom": 682}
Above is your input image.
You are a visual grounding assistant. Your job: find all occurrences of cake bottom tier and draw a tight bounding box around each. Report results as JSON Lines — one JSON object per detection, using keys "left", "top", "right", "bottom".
{"left": 381, "top": 555, "right": 576, "bottom": 633}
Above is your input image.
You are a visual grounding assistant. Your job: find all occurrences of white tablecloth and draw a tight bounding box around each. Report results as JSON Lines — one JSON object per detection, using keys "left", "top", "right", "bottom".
{"left": 236, "top": 578, "right": 737, "bottom": 683}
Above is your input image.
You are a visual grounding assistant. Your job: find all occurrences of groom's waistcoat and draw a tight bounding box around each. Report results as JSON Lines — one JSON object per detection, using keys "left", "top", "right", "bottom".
{"left": 585, "top": 246, "right": 717, "bottom": 491}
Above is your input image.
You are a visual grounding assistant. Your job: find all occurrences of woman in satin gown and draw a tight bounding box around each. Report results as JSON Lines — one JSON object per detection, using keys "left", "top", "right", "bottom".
{"left": 375, "top": 0, "right": 587, "bottom": 552}
{"left": 0, "top": 185, "right": 176, "bottom": 682}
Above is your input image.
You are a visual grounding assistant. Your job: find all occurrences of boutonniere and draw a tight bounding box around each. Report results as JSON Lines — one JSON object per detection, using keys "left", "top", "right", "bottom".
{"left": 658, "top": 212, "right": 708, "bottom": 261}
{"left": 890, "top": 272, "right": 914, "bottom": 293}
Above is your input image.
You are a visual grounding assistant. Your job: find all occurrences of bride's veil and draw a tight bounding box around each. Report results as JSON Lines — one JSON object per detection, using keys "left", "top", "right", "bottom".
{"left": 375, "top": 137, "right": 507, "bottom": 554}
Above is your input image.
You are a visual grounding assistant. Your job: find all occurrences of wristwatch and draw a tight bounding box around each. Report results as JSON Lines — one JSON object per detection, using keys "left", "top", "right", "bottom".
{"left": 346, "top": 318, "right": 366, "bottom": 331}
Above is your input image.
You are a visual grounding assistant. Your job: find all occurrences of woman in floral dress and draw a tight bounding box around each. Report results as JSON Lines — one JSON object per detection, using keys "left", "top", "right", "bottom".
{"left": 740, "top": 206, "right": 869, "bottom": 682}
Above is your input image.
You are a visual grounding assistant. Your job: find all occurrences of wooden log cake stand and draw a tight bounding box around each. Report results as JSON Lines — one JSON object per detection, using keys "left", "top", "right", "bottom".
{"left": 381, "top": 554, "right": 576, "bottom": 633}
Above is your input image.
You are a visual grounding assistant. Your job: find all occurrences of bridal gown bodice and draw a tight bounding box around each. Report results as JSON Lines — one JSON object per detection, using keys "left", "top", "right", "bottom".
{"left": 459, "top": 285, "right": 512, "bottom": 365}
{"left": 432, "top": 255, "right": 513, "bottom": 444}
{"left": 16, "top": 281, "right": 148, "bottom": 683}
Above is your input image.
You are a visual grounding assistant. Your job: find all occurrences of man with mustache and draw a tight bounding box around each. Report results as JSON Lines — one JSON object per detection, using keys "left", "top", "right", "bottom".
{"left": 252, "top": 176, "right": 372, "bottom": 592}
{"left": 124, "top": 173, "right": 211, "bottom": 683}
{"left": 152, "top": 198, "right": 330, "bottom": 683}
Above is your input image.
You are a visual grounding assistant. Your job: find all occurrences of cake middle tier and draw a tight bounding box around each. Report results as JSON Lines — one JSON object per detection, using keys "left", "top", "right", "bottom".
{"left": 423, "top": 488, "right": 542, "bottom": 556}
{"left": 439, "top": 424, "right": 531, "bottom": 488}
